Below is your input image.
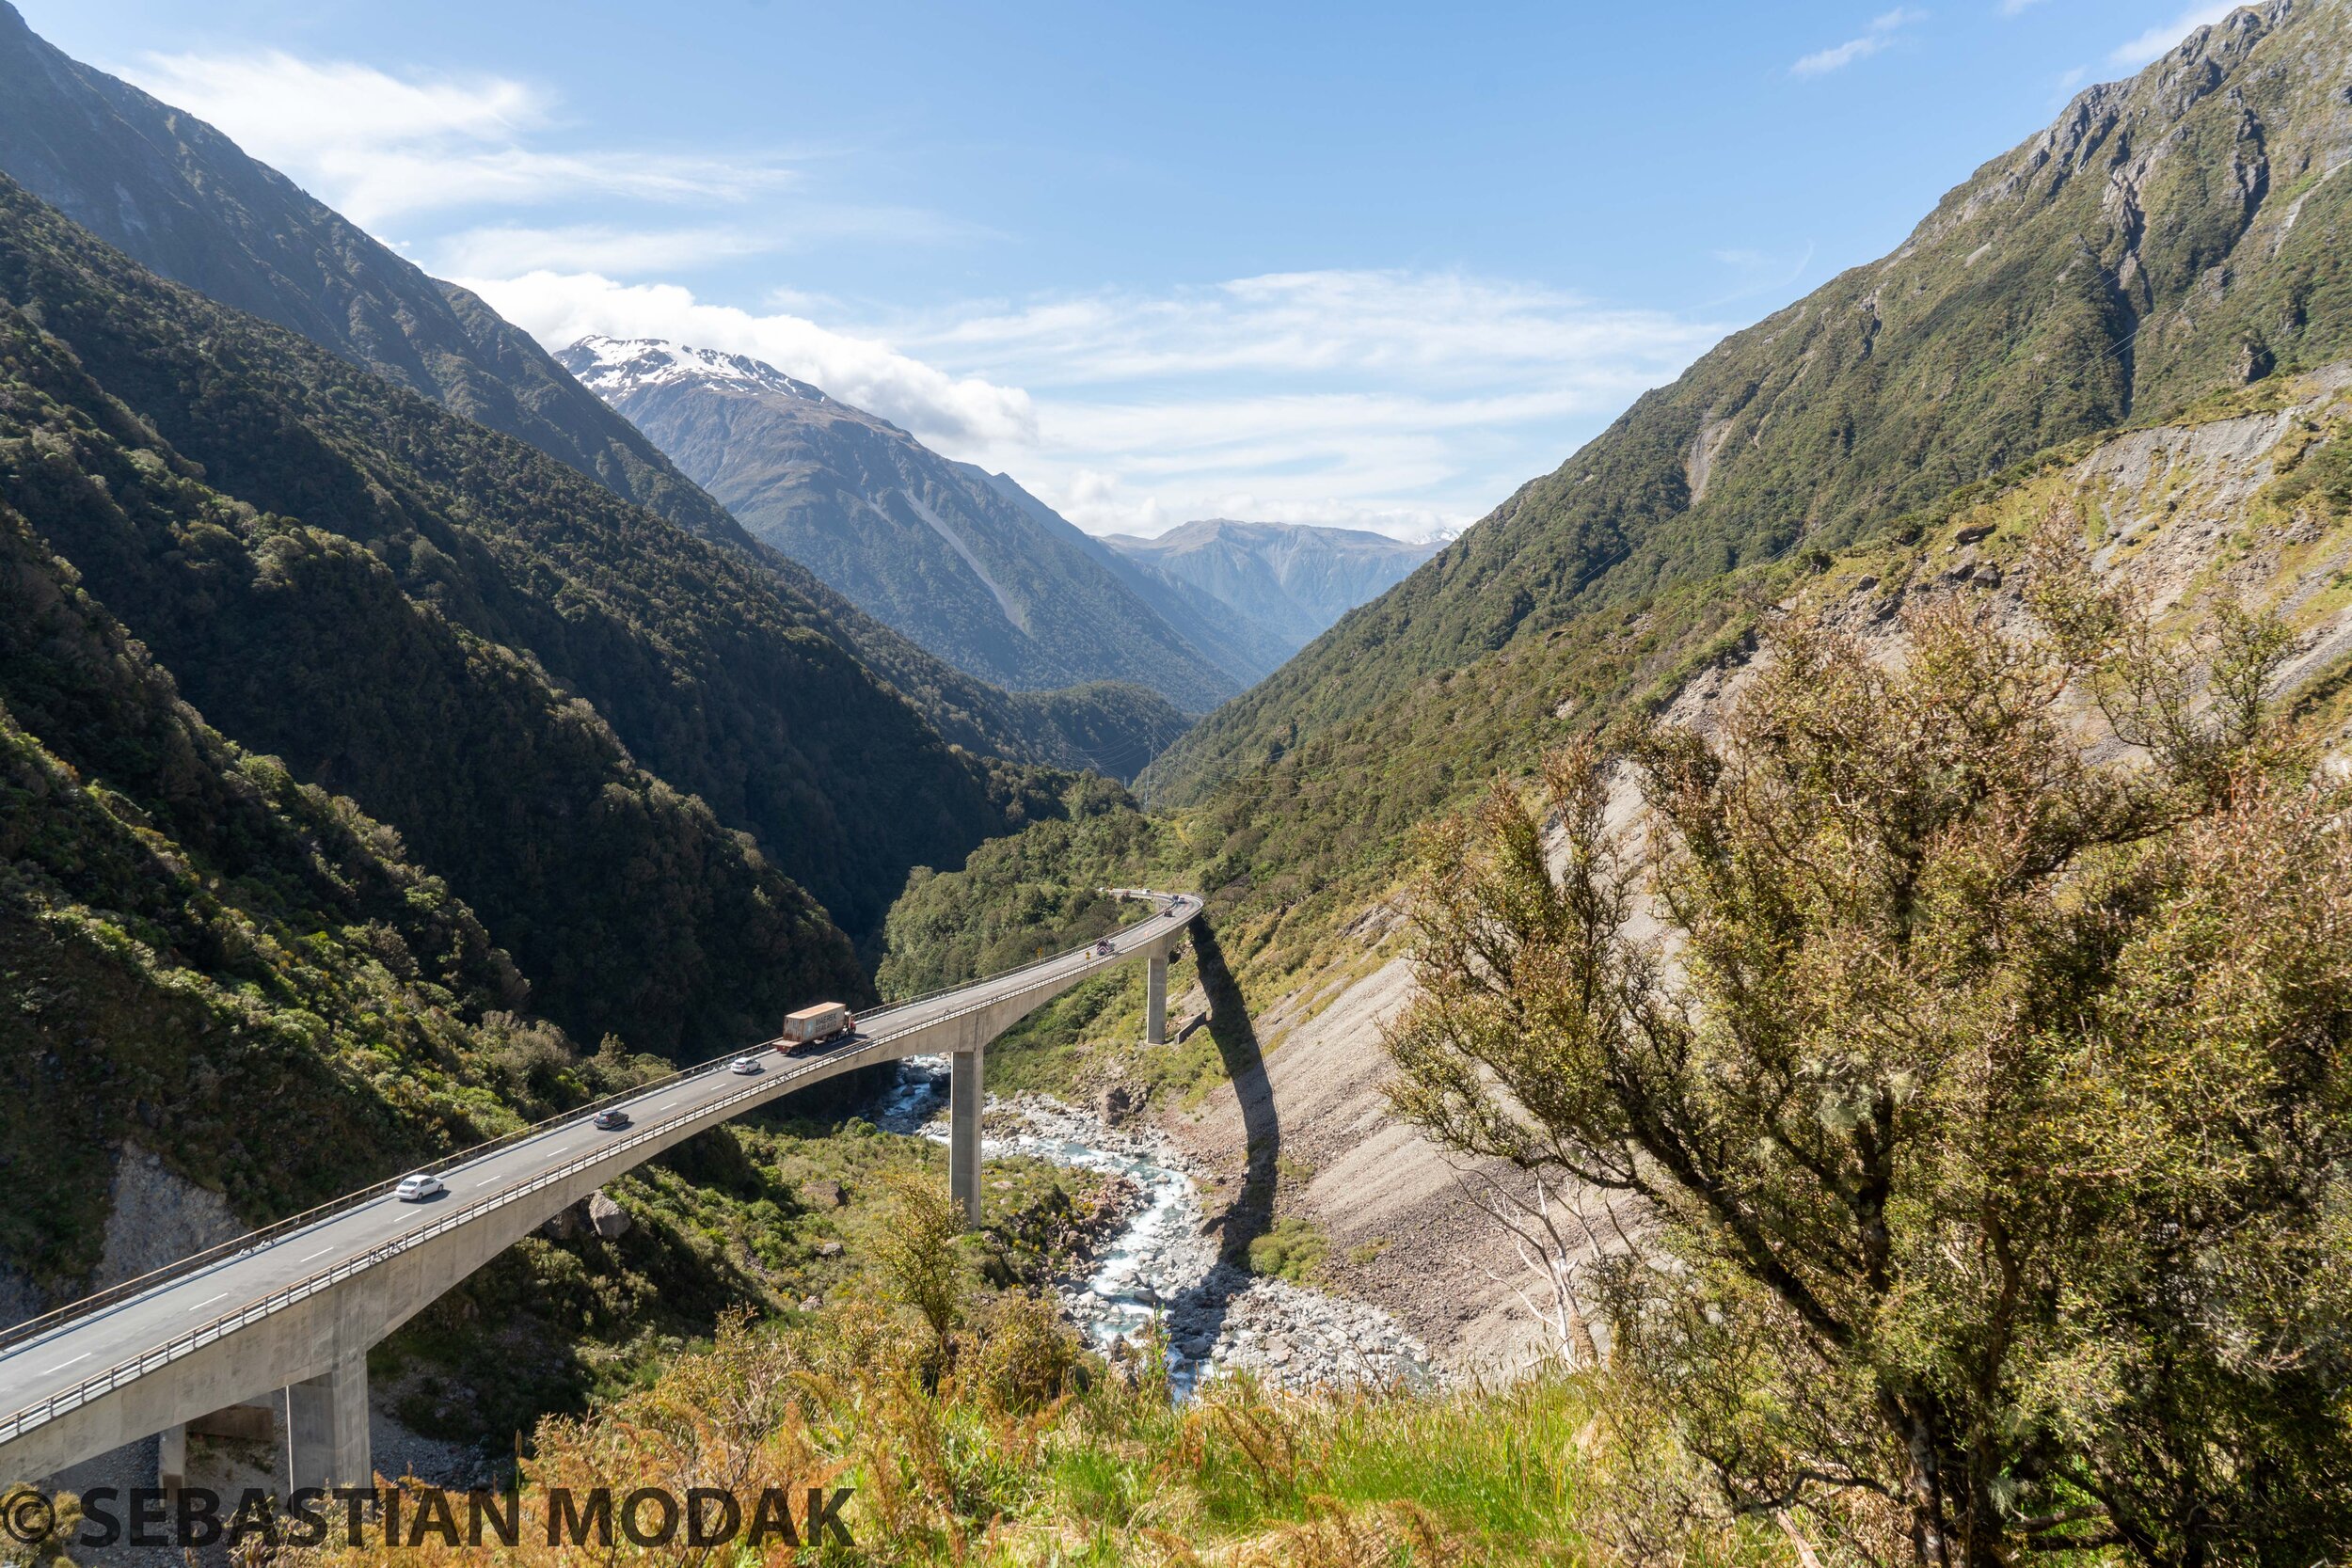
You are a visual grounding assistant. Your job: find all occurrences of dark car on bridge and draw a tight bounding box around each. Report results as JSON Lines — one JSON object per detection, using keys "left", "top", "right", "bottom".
{"left": 592, "top": 1108, "right": 630, "bottom": 1131}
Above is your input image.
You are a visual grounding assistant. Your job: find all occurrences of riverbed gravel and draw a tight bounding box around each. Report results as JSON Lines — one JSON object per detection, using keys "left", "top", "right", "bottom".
{"left": 886, "top": 1069, "right": 1436, "bottom": 1395}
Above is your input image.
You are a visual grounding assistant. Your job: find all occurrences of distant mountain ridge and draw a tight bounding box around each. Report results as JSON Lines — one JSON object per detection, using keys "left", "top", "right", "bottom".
{"left": 969, "top": 475, "right": 1302, "bottom": 689}
{"left": 0, "top": 4, "right": 1183, "bottom": 783}
{"left": 1102, "top": 519, "right": 1442, "bottom": 653}
{"left": 562, "top": 335, "right": 1244, "bottom": 713}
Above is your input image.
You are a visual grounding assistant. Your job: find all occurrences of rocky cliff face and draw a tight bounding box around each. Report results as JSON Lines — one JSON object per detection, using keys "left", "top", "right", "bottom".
{"left": 563, "top": 337, "right": 1241, "bottom": 713}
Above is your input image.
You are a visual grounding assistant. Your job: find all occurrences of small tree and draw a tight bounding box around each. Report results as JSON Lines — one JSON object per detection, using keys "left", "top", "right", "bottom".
{"left": 1386, "top": 551, "right": 2352, "bottom": 1568}
{"left": 870, "top": 1166, "right": 970, "bottom": 1374}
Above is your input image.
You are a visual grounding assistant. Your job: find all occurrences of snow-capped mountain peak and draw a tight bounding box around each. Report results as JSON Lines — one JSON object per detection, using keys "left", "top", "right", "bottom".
{"left": 565, "top": 335, "right": 832, "bottom": 407}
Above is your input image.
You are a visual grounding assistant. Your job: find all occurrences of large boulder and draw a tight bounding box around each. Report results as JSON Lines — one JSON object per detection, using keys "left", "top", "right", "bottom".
{"left": 587, "top": 1191, "right": 631, "bottom": 1239}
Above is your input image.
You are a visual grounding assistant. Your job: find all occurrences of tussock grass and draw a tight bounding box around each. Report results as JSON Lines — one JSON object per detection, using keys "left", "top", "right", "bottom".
{"left": 285, "top": 1304, "right": 1763, "bottom": 1568}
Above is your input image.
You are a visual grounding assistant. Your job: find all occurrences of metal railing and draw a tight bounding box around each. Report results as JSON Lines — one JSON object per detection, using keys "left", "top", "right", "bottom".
{"left": 870, "top": 889, "right": 1190, "bottom": 1011}
{"left": 0, "top": 1051, "right": 750, "bottom": 1362}
{"left": 0, "top": 895, "right": 1199, "bottom": 1449}
{"left": 0, "top": 892, "right": 1191, "bottom": 1363}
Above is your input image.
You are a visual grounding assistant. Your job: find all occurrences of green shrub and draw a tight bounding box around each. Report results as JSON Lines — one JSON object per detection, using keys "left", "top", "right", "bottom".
{"left": 1246, "top": 1217, "right": 1328, "bottom": 1283}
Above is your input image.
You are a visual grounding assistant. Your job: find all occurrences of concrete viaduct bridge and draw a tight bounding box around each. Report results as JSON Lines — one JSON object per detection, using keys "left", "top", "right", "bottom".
{"left": 0, "top": 892, "right": 1199, "bottom": 1498}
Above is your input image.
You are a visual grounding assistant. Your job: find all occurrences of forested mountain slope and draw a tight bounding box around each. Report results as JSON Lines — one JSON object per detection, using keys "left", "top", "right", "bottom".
{"left": 1144, "top": 0, "right": 2352, "bottom": 802}
{"left": 0, "top": 299, "right": 863, "bottom": 1063}
{"left": 0, "top": 493, "right": 574, "bottom": 1295}
{"left": 0, "top": 173, "right": 1043, "bottom": 1043}
{"left": 0, "top": 4, "right": 1177, "bottom": 783}
{"left": 0, "top": 1, "right": 735, "bottom": 534}
{"left": 0, "top": 469, "right": 933, "bottom": 1425}
{"left": 885, "top": 355, "right": 2352, "bottom": 1373}
{"left": 564, "top": 337, "right": 1239, "bottom": 712}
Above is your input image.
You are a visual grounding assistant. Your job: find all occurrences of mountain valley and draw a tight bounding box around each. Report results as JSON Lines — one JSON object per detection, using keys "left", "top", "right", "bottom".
{"left": 563, "top": 336, "right": 1245, "bottom": 711}
{"left": 3, "top": 0, "right": 2352, "bottom": 1559}
{"left": 1102, "top": 518, "right": 1441, "bottom": 658}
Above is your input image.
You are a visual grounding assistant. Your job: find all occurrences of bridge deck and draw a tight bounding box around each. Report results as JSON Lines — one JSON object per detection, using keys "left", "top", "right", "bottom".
{"left": 0, "top": 893, "right": 1198, "bottom": 1466}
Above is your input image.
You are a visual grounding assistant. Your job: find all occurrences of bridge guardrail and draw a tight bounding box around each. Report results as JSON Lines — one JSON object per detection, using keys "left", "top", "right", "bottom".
{"left": 0, "top": 1053, "right": 746, "bottom": 1362}
{"left": 866, "top": 888, "right": 1184, "bottom": 1014}
{"left": 0, "top": 895, "right": 1199, "bottom": 1449}
{"left": 0, "top": 892, "right": 1191, "bottom": 1364}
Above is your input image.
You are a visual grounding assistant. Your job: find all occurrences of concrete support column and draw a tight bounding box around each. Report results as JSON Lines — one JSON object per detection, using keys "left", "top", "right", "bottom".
{"left": 1144, "top": 945, "right": 1168, "bottom": 1045}
{"left": 157, "top": 1423, "right": 186, "bottom": 1495}
{"left": 284, "top": 1354, "right": 370, "bottom": 1495}
{"left": 950, "top": 1046, "right": 984, "bottom": 1225}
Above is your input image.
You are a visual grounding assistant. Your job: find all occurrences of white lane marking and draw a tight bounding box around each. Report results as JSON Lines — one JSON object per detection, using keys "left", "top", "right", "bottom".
{"left": 1, "top": 931, "right": 1183, "bottom": 1377}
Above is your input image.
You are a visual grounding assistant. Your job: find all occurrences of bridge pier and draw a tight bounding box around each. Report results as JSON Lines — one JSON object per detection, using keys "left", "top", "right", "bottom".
{"left": 157, "top": 1423, "right": 185, "bottom": 1494}
{"left": 1144, "top": 944, "right": 1168, "bottom": 1045}
{"left": 283, "top": 1355, "right": 370, "bottom": 1494}
{"left": 949, "top": 1045, "right": 984, "bottom": 1225}
{"left": 0, "top": 896, "right": 1200, "bottom": 1489}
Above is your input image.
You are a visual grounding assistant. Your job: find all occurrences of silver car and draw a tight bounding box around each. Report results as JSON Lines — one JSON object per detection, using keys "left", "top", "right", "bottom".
{"left": 394, "top": 1173, "right": 446, "bottom": 1202}
{"left": 729, "top": 1055, "right": 763, "bottom": 1075}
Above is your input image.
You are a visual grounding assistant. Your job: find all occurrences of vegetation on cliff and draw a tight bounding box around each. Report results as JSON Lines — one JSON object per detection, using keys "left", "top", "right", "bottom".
{"left": 0, "top": 493, "right": 576, "bottom": 1291}
{"left": 1385, "top": 549, "right": 2352, "bottom": 1563}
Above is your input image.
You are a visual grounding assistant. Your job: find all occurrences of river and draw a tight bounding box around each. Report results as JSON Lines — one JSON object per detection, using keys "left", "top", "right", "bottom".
{"left": 877, "top": 1057, "right": 1434, "bottom": 1396}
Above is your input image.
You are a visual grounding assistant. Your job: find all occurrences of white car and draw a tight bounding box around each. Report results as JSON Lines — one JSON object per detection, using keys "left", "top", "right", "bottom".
{"left": 394, "top": 1173, "right": 446, "bottom": 1202}
{"left": 729, "top": 1055, "right": 764, "bottom": 1075}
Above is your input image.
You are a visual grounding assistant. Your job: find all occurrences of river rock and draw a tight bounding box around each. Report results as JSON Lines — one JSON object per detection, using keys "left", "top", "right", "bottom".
{"left": 895, "top": 1073, "right": 1440, "bottom": 1397}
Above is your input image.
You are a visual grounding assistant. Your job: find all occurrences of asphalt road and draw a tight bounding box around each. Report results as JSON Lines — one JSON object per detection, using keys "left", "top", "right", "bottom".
{"left": 0, "top": 893, "right": 1198, "bottom": 1432}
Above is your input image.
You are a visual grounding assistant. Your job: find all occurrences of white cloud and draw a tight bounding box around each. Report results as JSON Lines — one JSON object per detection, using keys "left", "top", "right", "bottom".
{"left": 2108, "top": 3, "right": 2237, "bottom": 66}
{"left": 436, "top": 226, "right": 787, "bottom": 279}
{"left": 112, "top": 47, "right": 1719, "bottom": 541}
{"left": 1792, "top": 8, "right": 1929, "bottom": 76}
{"left": 1702, "top": 243, "right": 1818, "bottom": 305}
{"left": 866, "top": 270, "right": 1721, "bottom": 535}
{"left": 902, "top": 271, "right": 1706, "bottom": 388}
{"left": 468, "top": 265, "right": 1722, "bottom": 539}
{"left": 1998, "top": 0, "right": 2049, "bottom": 15}
{"left": 116, "top": 50, "right": 791, "bottom": 226}
{"left": 460, "top": 270, "right": 1039, "bottom": 447}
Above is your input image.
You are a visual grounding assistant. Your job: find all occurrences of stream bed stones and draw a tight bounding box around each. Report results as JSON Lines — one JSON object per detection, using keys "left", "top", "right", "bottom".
{"left": 886, "top": 1069, "right": 1435, "bottom": 1396}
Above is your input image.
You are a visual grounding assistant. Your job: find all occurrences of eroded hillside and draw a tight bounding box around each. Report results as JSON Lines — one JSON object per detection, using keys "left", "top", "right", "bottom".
{"left": 884, "top": 358, "right": 2352, "bottom": 1367}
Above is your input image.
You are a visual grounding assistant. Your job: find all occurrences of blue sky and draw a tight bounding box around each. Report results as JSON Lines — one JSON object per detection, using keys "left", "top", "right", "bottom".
{"left": 18, "top": 0, "right": 2254, "bottom": 536}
